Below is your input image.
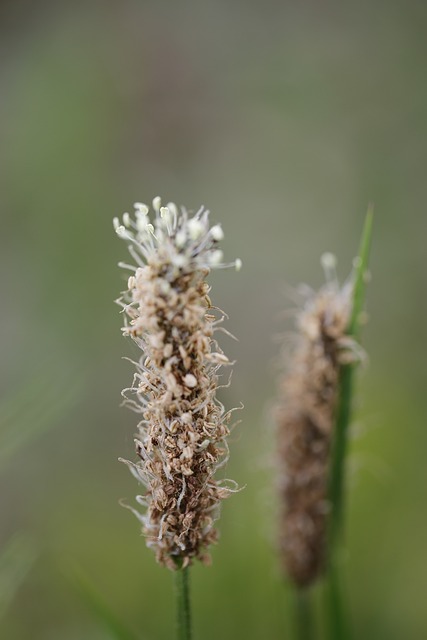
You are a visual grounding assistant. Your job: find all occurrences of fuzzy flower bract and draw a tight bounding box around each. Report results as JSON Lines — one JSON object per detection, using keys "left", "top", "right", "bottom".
{"left": 114, "top": 197, "right": 241, "bottom": 569}
{"left": 276, "top": 254, "right": 363, "bottom": 588}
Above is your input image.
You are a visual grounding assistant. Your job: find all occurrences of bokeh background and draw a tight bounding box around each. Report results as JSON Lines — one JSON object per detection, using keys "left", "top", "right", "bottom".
{"left": 1, "top": 1, "right": 426, "bottom": 638}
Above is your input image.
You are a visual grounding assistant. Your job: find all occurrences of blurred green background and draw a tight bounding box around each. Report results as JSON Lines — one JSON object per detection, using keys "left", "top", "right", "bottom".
{"left": 1, "top": 1, "right": 426, "bottom": 638}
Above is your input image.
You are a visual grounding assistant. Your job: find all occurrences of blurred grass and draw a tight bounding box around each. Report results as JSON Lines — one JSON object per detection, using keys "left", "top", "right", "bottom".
{"left": 0, "top": 362, "right": 84, "bottom": 631}
{"left": 0, "top": 366, "right": 84, "bottom": 469}
{"left": 0, "top": 1, "right": 426, "bottom": 639}
{"left": 64, "top": 563, "right": 140, "bottom": 640}
{"left": 0, "top": 534, "right": 37, "bottom": 621}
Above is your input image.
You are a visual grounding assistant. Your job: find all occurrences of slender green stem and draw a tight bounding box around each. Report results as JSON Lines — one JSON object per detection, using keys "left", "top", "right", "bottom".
{"left": 294, "top": 589, "right": 314, "bottom": 640}
{"left": 175, "top": 566, "right": 192, "bottom": 640}
{"left": 328, "top": 362, "right": 354, "bottom": 547}
{"left": 326, "top": 363, "right": 352, "bottom": 640}
{"left": 325, "top": 209, "right": 373, "bottom": 640}
{"left": 348, "top": 206, "right": 374, "bottom": 338}
{"left": 325, "top": 552, "right": 349, "bottom": 640}
{"left": 328, "top": 206, "right": 373, "bottom": 547}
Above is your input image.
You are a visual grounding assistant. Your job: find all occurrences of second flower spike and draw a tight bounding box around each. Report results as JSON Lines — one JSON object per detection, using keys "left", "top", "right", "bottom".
{"left": 276, "top": 253, "right": 364, "bottom": 588}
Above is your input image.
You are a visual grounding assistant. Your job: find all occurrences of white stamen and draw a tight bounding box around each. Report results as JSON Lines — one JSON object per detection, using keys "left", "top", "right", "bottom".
{"left": 183, "top": 374, "right": 197, "bottom": 388}
{"left": 181, "top": 412, "right": 192, "bottom": 425}
{"left": 173, "top": 254, "right": 187, "bottom": 268}
{"left": 123, "top": 212, "right": 131, "bottom": 227}
{"left": 167, "top": 202, "right": 178, "bottom": 222}
{"left": 152, "top": 196, "right": 161, "bottom": 213}
{"left": 113, "top": 217, "right": 120, "bottom": 230}
{"left": 321, "top": 252, "right": 338, "bottom": 286}
{"left": 321, "top": 252, "right": 337, "bottom": 270}
{"left": 160, "top": 206, "right": 172, "bottom": 234}
{"left": 188, "top": 218, "right": 204, "bottom": 240}
{"left": 134, "top": 203, "right": 149, "bottom": 215}
{"left": 175, "top": 230, "right": 187, "bottom": 248}
{"left": 210, "top": 250, "right": 223, "bottom": 265}
{"left": 118, "top": 262, "right": 137, "bottom": 272}
{"left": 210, "top": 225, "right": 224, "bottom": 241}
{"left": 136, "top": 213, "right": 149, "bottom": 233}
{"left": 146, "top": 223, "right": 158, "bottom": 241}
{"left": 116, "top": 225, "right": 128, "bottom": 238}
{"left": 155, "top": 228, "right": 165, "bottom": 243}
{"left": 159, "top": 280, "right": 171, "bottom": 295}
{"left": 235, "top": 258, "right": 242, "bottom": 272}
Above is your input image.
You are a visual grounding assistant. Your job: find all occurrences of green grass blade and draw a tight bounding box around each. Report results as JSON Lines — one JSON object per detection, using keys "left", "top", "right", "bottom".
{"left": 0, "top": 370, "right": 83, "bottom": 468}
{"left": 64, "top": 563, "right": 141, "bottom": 640}
{"left": 0, "top": 533, "right": 38, "bottom": 620}
{"left": 349, "top": 204, "right": 374, "bottom": 339}
{"left": 325, "top": 208, "right": 373, "bottom": 640}
{"left": 328, "top": 207, "right": 374, "bottom": 543}
{"left": 324, "top": 560, "right": 349, "bottom": 640}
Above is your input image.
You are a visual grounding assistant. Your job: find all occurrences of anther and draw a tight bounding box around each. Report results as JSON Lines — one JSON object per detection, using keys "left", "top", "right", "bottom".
{"left": 152, "top": 196, "right": 161, "bottom": 213}
{"left": 115, "top": 225, "right": 128, "bottom": 238}
{"left": 183, "top": 373, "right": 197, "bottom": 388}
{"left": 210, "top": 250, "right": 223, "bottom": 265}
{"left": 321, "top": 252, "right": 338, "bottom": 288}
{"left": 167, "top": 202, "right": 178, "bottom": 217}
{"left": 188, "top": 218, "right": 204, "bottom": 240}
{"left": 134, "top": 203, "right": 149, "bottom": 215}
{"left": 321, "top": 252, "right": 337, "bottom": 271}
{"left": 175, "top": 230, "right": 187, "bottom": 248}
{"left": 210, "top": 225, "right": 224, "bottom": 241}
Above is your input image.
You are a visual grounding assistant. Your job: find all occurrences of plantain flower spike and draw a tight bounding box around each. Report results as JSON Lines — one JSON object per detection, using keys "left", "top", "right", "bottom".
{"left": 276, "top": 252, "right": 363, "bottom": 588}
{"left": 114, "top": 197, "right": 241, "bottom": 570}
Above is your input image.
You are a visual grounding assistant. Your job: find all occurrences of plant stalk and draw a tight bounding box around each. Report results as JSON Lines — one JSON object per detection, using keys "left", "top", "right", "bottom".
{"left": 326, "top": 363, "right": 354, "bottom": 640}
{"left": 328, "top": 362, "right": 354, "bottom": 549}
{"left": 326, "top": 208, "right": 373, "bottom": 640}
{"left": 325, "top": 550, "right": 349, "bottom": 640}
{"left": 175, "top": 566, "right": 192, "bottom": 640}
{"left": 294, "top": 589, "right": 314, "bottom": 640}
{"left": 328, "top": 206, "right": 373, "bottom": 547}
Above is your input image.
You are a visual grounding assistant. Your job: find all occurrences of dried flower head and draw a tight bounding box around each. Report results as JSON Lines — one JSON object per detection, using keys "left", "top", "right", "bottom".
{"left": 114, "top": 197, "right": 241, "bottom": 569}
{"left": 276, "top": 253, "right": 362, "bottom": 588}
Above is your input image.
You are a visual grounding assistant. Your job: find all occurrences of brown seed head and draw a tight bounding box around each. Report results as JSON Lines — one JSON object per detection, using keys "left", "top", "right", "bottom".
{"left": 114, "top": 198, "right": 241, "bottom": 569}
{"left": 276, "top": 255, "right": 361, "bottom": 588}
